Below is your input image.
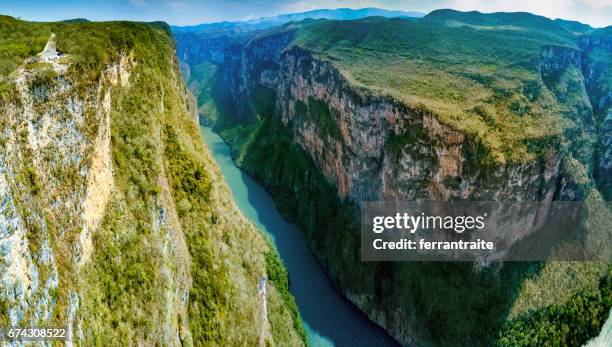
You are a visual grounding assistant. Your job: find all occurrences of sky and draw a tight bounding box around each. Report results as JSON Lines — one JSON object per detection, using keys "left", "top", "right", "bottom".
{"left": 0, "top": 0, "right": 611, "bottom": 27}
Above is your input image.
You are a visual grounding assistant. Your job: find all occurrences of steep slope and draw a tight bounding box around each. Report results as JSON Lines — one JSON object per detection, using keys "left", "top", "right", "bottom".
{"left": 580, "top": 27, "right": 612, "bottom": 199}
{"left": 0, "top": 16, "right": 305, "bottom": 346}
{"left": 175, "top": 10, "right": 612, "bottom": 346}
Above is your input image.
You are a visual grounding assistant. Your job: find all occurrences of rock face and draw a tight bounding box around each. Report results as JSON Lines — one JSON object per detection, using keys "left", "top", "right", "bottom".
{"left": 175, "top": 32, "right": 234, "bottom": 67}
{"left": 212, "top": 24, "right": 612, "bottom": 205}
{"left": 580, "top": 33, "right": 612, "bottom": 199}
{"left": 0, "top": 35, "right": 132, "bottom": 329}
{"left": 1, "top": 21, "right": 306, "bottom": 346}
{"left": 273, "top": 46, "right": 567, "bottom": 203}
{"left": 193, "top": 19, "right": 611, "bottom": 345}
{"left": 217, "top": 34, "right": 579, "bottom": 206}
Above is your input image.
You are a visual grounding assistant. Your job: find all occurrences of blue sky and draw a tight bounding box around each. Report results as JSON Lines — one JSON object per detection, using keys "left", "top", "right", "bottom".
{"left": 1, "top": 0, "right": 610, "bottom": 27}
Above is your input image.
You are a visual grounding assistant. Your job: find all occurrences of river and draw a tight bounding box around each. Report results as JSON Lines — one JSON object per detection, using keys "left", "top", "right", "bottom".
{"left": 200, "top": 126, "right": 398, "bottom": 347}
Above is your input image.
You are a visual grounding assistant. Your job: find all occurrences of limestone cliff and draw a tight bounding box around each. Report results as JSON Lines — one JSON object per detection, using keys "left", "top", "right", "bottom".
{"left": 0, "top": 17, "right": 305, "bottom": 346}
{"left": 580, "top": 30, "right": 612, "bottom": 199}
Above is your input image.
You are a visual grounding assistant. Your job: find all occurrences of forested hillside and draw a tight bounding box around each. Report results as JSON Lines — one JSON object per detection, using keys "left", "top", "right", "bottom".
{"left": 0, "top": 16, "right": 304, "bottom": 346}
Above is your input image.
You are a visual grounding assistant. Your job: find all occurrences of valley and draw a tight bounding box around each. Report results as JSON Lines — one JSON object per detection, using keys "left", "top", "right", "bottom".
{"left": 200, "top": 125, "right": 396, "bottom": 346}
{"left": 175, "top": 9, "right": 612, "bottom": 346}
{"left": 0, "top": 4, "right": 610, "bottom": 346}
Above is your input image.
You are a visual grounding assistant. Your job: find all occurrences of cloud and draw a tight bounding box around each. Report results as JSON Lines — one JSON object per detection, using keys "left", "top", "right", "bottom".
{"left": 444, "top": 0, "right": 612, "bottom": 27}
{"left": 447, "top": 0, "right": 574, "bottom": 17}
{"left": 129, "top": 0, "right": 148, "bottom": 7}
{"left": 581, "top": 0, "right": 612, "bottom": 8}
{"left": 279, "top": 0, "right": 422, "bottom": 14}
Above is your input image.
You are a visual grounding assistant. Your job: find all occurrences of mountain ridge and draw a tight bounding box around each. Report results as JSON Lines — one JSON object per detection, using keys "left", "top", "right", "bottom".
{"left": 171, "top": 7, "right": 423, "bottom": 32}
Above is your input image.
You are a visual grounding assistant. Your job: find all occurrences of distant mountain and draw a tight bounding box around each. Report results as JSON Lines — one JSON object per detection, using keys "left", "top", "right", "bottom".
{"left": 171, "top": 7, "right": 423, "bottom": 32}
{"left": 61, "top": 18, "right": 90, "bottom": 23}
{"left": 172, "top": 7, "right": 423, "bottom": 73}
{"left": 246, "top": 7, "right": 423, "bottom": 25}
{"left": 423, "top": 9, "right": 572, "bottom": 35}
{"left": 554, "top": 18, "right": 593, "bottom": 34}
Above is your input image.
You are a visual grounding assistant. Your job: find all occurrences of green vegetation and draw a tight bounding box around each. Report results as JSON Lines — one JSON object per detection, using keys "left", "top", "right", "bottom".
{"left": 217, "top": 111, "right": 612, "bottom": 346}
{"left": 251, "top": 85, "right": 276, "bottom": 118}
{"left": 387, "top": 125, "right": 431, "bottom": 162}
{"left": 184, "top": 60, "right": 218, "bottom": 122}
{"left": 28, "top": 63, "right": 57, "bottom": 88}
{"left": 219, "top": 119, "right": 263, "bottom": 162}
{"left": 499, "top": 267, "right": 611, "bottom": 346}
{"left": 17, "top": 166, "right": 41, "bottom": 195}
{"left": 295, "top": 97, "right": 342, "bottom": 139}
{"left": 285, "top": 11, "right": 592, "bottom": 164}
{"left": 165, "top": 126, "right": 212, "bottom": 207}
{"left": 0, "top": 16, "right": 50, "bottom": 75}
{"left": 265, "top": 250, "right": 307, "bottom": 343}
{"left": 0, "top": 15, "right": 304, "bottom": 346}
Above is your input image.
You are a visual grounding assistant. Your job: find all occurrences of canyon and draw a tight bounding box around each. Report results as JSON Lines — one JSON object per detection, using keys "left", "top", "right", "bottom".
{"left": 0, "top": 7, "right": 609, "bottom": 347}
{"left": 174, "top": 9, "right": 612, "bottom": 346}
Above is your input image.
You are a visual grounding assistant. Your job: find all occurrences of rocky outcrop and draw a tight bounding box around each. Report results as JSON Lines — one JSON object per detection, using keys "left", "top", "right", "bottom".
{"left": 215, "top": 35, "right": 575, "bottom": 216}
{"left": 0, "top": 34, "right": 138, "bottom": 335}
{"left": 219, "top": 30, "right": 294, "bottom": 123}
{"left": 78, "top": 54, "right": 133, "bottom": 267}
{"left": 274, "top": 46, "right": 565, "bottom": 204}
{"left": 176, "top": 33, "right": 232, "bottom": 66}
{"left": 1, "top": 33, "right": 193, "bottom": 345}
{"left": 215, "top": 27, "right": 610, "bottom": 204}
